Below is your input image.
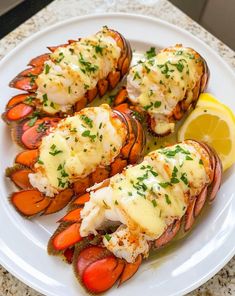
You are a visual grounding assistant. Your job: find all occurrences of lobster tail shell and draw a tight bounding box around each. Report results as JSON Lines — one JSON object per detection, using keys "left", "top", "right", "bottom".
{"left": 47, "top": 140, "right": 222, "bottom": 294}
{"left": 3, "top": 28, "right": 132, "bottom": 129}
{"left": 113, "top": 46, "right": 210, "bottom": 137}
{"left": 47, "top": 110, "right": 145, "bottom": 254}
{"left": 154, "top": 140, "right": 222, "bottom": 246}
{"left": 7, "top": 107, "right": 145, "bottom": 218}
{"left": 10, "top": 117, "right": 60, "bottom": 149}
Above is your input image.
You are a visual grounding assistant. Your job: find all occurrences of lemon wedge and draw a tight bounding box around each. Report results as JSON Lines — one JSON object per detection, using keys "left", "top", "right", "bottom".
{"left": 178, "top": 93, "right": 235, "bottom": 171}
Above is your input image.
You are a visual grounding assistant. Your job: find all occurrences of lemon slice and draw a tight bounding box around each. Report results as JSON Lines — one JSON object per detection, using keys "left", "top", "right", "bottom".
{"left": 197, "top": 93, "right": 235, "bottom": 118}
{"left": 178, "top": 94, "right": 235, "bottom": 171}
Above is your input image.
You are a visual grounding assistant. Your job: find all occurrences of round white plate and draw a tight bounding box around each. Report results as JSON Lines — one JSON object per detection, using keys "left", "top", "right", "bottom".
{"left": 0, "top": 13, "right": 234, "bottom": 296}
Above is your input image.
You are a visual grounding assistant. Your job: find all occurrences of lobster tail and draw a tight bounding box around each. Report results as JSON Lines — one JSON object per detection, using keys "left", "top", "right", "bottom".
{"left": 47, "top": 140, "right": 222, "bottom": 294}
{"left": 3, "top": 28, "right": 132, "bottom": 129}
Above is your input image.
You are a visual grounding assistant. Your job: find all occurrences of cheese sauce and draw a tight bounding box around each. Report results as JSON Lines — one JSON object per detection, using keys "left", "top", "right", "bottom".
{"left": 127, "top": 45, "right": 204, "bottom": 134}
{"left": 29, "top": 105, "right": 127, "bottom": 196}
{"left": 80, "top": 142, "right": 208, "bottom": 262}
{"left": 36, "top": 27, "right": 121, "bottom": 114}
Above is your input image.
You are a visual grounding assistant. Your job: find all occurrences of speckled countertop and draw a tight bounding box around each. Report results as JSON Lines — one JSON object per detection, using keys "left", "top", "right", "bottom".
{"left": 0, "top": 0, "right": 234, "bottom": 295}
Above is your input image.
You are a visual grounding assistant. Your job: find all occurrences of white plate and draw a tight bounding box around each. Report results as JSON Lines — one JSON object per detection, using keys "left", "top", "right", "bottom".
{"left": 0, "top": 13, "right": 235, "bottom": 296}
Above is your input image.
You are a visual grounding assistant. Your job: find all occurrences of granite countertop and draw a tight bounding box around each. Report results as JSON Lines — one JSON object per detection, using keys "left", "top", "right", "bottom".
{"left": 0, "top": 0, "right": 234, "bottom": 295}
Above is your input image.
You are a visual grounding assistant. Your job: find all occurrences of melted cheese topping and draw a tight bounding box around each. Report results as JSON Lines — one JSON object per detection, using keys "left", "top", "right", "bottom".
{"left": 80, "top": 142, "right": 209, "bottom": 262}
{"left": 127, "top": 45, "right": 204, "bottom": 134}
{"left": 29, "top": 105, "right": 126, "bottom": 196}
{"left": 36, "top": 27, "right": 121, "bottom": 114}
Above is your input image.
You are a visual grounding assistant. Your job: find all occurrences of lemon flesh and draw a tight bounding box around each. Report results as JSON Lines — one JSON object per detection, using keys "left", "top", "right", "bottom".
{"left": 178, "top": 94, "right": 235, "bottom": 171}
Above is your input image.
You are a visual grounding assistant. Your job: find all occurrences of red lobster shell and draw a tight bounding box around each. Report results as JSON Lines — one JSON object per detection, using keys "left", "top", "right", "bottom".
{"left": 6, "top": 105, "right": 145, "bottom": 217}
{"left": 48, "top": 140, "right": 222, "bottom": 294}
{"left": 113, "top": 44, "right": 209, "bottom": 137}
{"left": 2, "top": 27, "right": 132, "bottom": 148}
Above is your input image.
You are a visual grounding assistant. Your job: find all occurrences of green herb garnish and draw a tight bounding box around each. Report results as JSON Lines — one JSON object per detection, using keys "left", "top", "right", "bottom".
{"left": 82, "top": 130, "right": 96, "bottom": 141}
{"left": 165, "top": 194, "right": 171, "bottom": 204}
{"left": 80, "top": 115, "right": 93, "bottom": 128}
{"left": 145, "top": 47, "right": 156, "bottom": 59}
{"left": 104, "top": 234, "right": 111, "bottom": 241}
{"left": 49, "top": 144, "right": 63, "bottom": 156}
{"left": 152, "top": 199, "right": 157, "bottom": 207}
{"left": 45, "top": 64, "right": 50, "bottom": 74}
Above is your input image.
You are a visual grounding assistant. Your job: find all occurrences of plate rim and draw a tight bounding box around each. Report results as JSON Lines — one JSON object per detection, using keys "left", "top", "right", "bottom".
{"left": 0, "top": 12, "right": 234, "bottom": 296}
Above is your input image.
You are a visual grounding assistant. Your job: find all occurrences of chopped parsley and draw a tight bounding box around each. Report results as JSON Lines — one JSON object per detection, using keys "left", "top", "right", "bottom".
{"left": 36, "top": 122, "right": 47, "bottom": 133}
{"left": 133, "top": 71, "right": 141, "bottom": 80}
{"left": 80, "top": 115, "right": 93, "bottom": 128}
{"left": 171, "top": 177, "right": 180, "bottom": 184}
{"left": 57, "top": 162, "right": 69, "bottom": 188}
{"left": 61, "top": 168, "right": 69, "bottom": 178}
{"left": 175, "top": 60, "right": 185, "bottom": 72}
{"left": 57, "top": 178, "right": 69, "bottom": 188}
{"left": 180, "top": 173, "right": 188, "bottom": 185}
{"left": 171, "top": 166, "right": 180, "bottom": 183}
{"left": 79, "top": 53, "right": 98, "bottom": 74}
{"left": 94, "top": 44, "right": 104, "bottom": 55}
{"left": 165, "top": 194, "right": 171, "bottom": 205}
{"left": 55, "top": 52, "right": 65, "bottom": 63}
{"left": 24, "top": 95, "right": 35, "bottom": 104}
{"left": 156, "top": 59, "right": 187, "bottom": 79}
{"left": 37, "top": 159, "right": 44, "bottom": 165}
{"left": 144, "top": 64, "right": 150, "bottom": 73}
{"left": 45, "top": 64, "right": 50, "bottom": 74}
{"left": 152, "top": 199, "right": 157, "bottom": 207}
{"left": 50, "top": 101, "right": 55, "bottom": 109}
{"left": 143, "top": 102, "right": 153, "bottom": 111}
{"left": 175, "top": 50, "right": 183, "bottom": 56}
{"left": 104, "top": 234, "right": 111, "bottom": 242}
{"left": 28, "top": 115, "right": 38, "bottom": 127}
{"left": 57, "top": 164, "right": 63, "bottom": 171}
{"left": 42, "top": 93, "right": 48, "bottom": 106}
{"left": 159, "top": 182, "right": 171, "bottom": 188}
{"left": 186, "top": 155, "right": 193, "bottom": 160}
{"left": 154, "top": 101, "right": 161, "bottom": 108}
{"left": 199, "top": 159, "right": 203, "bottom": 165}
{"left": 159, "top": 145, "right": 190, "bottom": 158}
{"left": 28, "top": 73, "right": 37, "bottom": 86}
{"left": 82, "top": 130, "right": 96, "bottom": 141}
{"left": 186, "top": 53, "right": 195, "bottom": 59}
{"left": 49, "top": 144, "right": 63, "bottom": 156}
{"left": 107, "top": 95, "right": 115, "bottom": 105}
{"left": 145, "top": 47, "right": 156, "bottom": 59}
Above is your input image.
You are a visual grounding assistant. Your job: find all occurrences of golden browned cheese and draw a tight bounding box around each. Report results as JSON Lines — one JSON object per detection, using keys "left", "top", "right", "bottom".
{"left": 36, "top": 27, "right": 121, "bottom": 114}
{"left": 80, "top": 142, "right": 211, "bottom": 263}
{"left": 29, "top": 105, "right": 127, "bottom": 197}
{"left": 127, "top": 45, "right": 204, "bottom": 134}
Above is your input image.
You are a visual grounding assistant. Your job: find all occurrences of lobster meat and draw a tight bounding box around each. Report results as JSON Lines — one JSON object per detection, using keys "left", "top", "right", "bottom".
{"left": 6, "top": 104, "right": 145, "bottom": 217}
{"left": 48, "top": 140, "right": 222, "bottom": 293}
{"left": 113, "top": 44, "right": 209, "bottom": 136}
{"left": 2, "top": 27, "right": 132, "bottom": 144}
